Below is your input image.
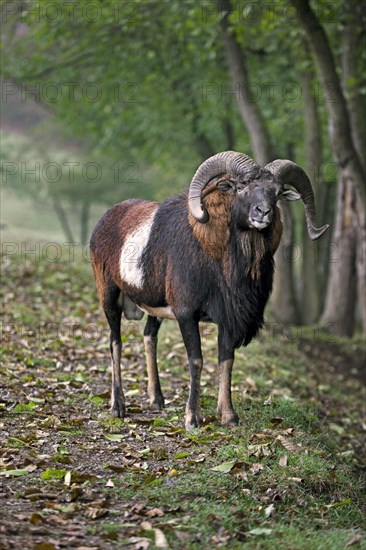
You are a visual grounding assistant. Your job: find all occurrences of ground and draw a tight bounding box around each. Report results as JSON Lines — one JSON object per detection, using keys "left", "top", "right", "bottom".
{"left": 0, "top": 252, "right": 365, "bottom": 549}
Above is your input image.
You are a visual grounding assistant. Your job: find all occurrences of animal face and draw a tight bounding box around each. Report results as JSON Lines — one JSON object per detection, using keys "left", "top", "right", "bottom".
{"left": 230, "top": 176, "right": 301, "bottom": 232}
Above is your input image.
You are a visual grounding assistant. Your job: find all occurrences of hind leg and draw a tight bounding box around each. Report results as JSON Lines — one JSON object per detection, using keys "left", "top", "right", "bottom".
{"left": 144, "top": 315, "right": 164, "bottom": 409}
{"left": 102, "top": 280, "right": 125, "bottom": 418}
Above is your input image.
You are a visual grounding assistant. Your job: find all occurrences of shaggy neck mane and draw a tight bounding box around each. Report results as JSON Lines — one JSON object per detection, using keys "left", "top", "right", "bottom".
{"left": 189, "top": 184, "right": 283, "bottom": 280}
{"left": 238, "top": 230, "right": 267, "bottom": 281}
{"left": 188, "top": 184, "right": 234, "bottom": 261}
{"left": 238, "top": 207, "right": 282, "bottom": 280}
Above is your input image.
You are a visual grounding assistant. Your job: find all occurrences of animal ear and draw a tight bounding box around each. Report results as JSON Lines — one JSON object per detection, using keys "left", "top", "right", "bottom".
{"left": 217, "top": 179, "right": 236, "bottom": 192}
{"left": 280, "top": 188, "right": 301, "bottom": 201}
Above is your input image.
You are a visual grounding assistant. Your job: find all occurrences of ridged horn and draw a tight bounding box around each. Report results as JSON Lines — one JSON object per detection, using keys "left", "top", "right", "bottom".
{"left": 188, "top": 151, "right": 259, "bottom": 223}
{"left": 265, "top": 159, "right": 329, "bottom": 240}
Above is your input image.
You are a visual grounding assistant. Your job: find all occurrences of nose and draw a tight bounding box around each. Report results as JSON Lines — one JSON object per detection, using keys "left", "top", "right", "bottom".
{"left": 255, "top": 204, "right": 271, "bottom": 217}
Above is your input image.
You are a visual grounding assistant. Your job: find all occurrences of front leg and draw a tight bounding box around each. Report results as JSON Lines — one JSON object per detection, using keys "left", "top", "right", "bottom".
{"left": 177, "top": 313, "right": 203, "bottom": 430}
{"left": 217, "top": 330, "right": 239, "bottom": 426}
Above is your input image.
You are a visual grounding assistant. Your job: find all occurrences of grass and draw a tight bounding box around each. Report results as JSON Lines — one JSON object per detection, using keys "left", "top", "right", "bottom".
{"left": 0, "top": 248, "right": 365, "bottom": 549}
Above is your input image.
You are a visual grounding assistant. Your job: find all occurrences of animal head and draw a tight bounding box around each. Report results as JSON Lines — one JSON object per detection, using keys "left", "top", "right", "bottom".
{"left": 188, "top": 151, "right": 329, "bottom": 240}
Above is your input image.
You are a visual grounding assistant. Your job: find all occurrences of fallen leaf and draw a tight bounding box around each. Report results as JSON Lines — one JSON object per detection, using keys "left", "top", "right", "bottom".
{"left": 250, "top": 463, "right": 263, "bottom": 475}
{"left": 210, "top": 460, "right": 238, "bottom": 473}
{"left": 64, "top": 471, "right": 71, "bottom": 486}
{"left": 327, "top": 498, "right": 352, "bottom": 508}
{"left": 146, "top": 507, "right": 164, "bottom": 518}
{"left": 248, "top": 444, "right": 272, "bottom": 458}
{"left": 279, "top": 455, "right": 288, "bottom": 467}
{"left": 104, "top": 434, "right": 125, "bottom": 442}
{"left": 174, "top": 451, "right": 191, "bottom": 460}
{"left": 40, "top": 415, "right": 61, "bottom": 428}
{"left": 265, "top": 503, "right": 275, "bottom": 518}
{"left": 249, "top": 528, "right": 272, "bottom": 536}
{"left": 0, "top": 469, "right": 29, "bottom": 477}
{"left": 288, "top": 477, "right": 303, "bottom": 483}
{"left": 276, "top": 435, "right": 298, "bottom": 453}
{"left": 346, "top": 533, "right": 363, "bottom": 547}
{"left": 154, "top": 528, "right": 169, "bottom": 548}
{"left": 84, "top": 507, "right": 109, "bottom": 519}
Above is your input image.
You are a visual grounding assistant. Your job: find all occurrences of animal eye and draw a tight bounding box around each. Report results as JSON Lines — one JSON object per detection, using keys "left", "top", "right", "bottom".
{"left": 217, "top": 180, "right": 236, "bottom": 192}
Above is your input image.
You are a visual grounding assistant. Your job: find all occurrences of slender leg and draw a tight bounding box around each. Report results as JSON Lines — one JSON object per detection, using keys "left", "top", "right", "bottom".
{"left": 177, "top": 314, "right": 203, "bottom": 430}
{"left": 217, "top": 329, "right": 239, "bottom": 426}
{"left": 143, "top": 315, "right": 164, "bottom": 409}
{"left": 103, "top": 282, "right": 125, "bottom": 418}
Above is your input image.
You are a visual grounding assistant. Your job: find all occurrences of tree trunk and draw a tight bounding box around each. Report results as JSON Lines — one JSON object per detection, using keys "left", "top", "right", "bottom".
{"left": 271, "top": 201, "right": 300, "bottom": 324}
{"left": 320, "top": 174, "right": 357, "bottom": 336}
{"left": 52, "top": 198, "right": 75, "bottom": 243}
{"left": 217, "top": 0, "right": 274, "bottom": 165}
{"left": 300, "top": 57, "right": 322, "bottom": 323}
{"left": 218, "top": 0, "right": 299, "bottom": 324}
{"left": 342, "top": 3, "right": 366, "bottom": 332}
{"left": 289, "top": 0, "right": 365, "bottom": 205}
{"left": 341, "top": 1, "right": 366, "bottom": 173}
{"left": 291, "top": 0, "right": 366, "bottom": 335}
{"left": 80, "top": 201, "right": 90, "bottom": 245}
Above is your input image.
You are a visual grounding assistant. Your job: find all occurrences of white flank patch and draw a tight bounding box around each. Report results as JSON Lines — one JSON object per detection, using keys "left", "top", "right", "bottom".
{"left": 120, "top": 209, "right": 157, "bottom": 289}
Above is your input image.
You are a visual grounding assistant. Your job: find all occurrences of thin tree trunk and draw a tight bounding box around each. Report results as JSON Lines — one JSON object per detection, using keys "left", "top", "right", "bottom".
{"left": 342, "top": 3, "right": 366, "bottom": 332}
{"left": 217, "top": 0, "right": 299, "bottom": 324}
{"left": 300, "top": 57, "right": 322, "bottom": 323}
{"left": 271, "top": 201, "right": 300, "bottom": 324}
{"left": 320, "top": 175, "right": 357, "bottom": 336}
{"left": 52, "top": 198, "right": 75, "bottom": 243}
{"left": 217, "top": 0, "right": 274, "bottom": 165}
{"left": 289, "top": 0, "right": 365, "bottom": 204}
{"left": 341, "top": 1, "right": 366, "bottom": 173}
{"left": 291, "top": 0, "right": 366, "bottom": 335}
{"left": 80, "top": 201, "right": 90, "bottom": 245}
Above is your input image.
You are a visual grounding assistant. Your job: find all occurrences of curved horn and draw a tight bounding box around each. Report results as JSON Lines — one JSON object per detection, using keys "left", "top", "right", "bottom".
{"left": 188, "top": 151, "right": 259, "bottom": 223}
{"left": 265, "top": 159, "right": 329, "bottom": 240}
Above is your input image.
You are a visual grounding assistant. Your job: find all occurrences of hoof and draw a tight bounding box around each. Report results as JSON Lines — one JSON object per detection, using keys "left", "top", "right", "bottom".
{"left": 185, "top": 414, "right": 203, "bottom": 431}
{"left": 111, "top": 400, "right": 125, "bottom": 418}
{"left": 149, "top": 393, "right": 165, "bottom": 410}
{"left": 220, "top": 411, "right": 239, "bottom": 427}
